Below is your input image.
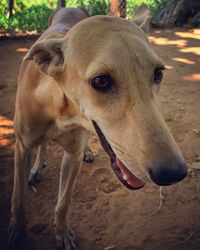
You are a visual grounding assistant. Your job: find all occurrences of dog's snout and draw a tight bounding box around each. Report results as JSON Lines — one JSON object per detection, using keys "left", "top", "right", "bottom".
{"left": 149, "top": 161, "right": 188, "bottom": 186}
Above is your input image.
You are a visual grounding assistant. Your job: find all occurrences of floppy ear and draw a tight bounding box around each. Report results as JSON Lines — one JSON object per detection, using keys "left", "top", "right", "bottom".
{"left": 132, "top": 4, "right": 151, "bottom": 34}
{"left": 24, "top": 38, "right": 65, "bottom": 77}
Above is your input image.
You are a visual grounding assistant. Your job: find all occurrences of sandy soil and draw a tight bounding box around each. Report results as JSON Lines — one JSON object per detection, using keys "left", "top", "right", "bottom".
{"left": 0, "top": 28, "right": 200, "bottom": 250}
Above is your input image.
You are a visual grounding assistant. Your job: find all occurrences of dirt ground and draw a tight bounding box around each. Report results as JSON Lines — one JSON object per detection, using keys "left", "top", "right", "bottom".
{"left": 0, "top": 28, "right": 200, "bottom": 250}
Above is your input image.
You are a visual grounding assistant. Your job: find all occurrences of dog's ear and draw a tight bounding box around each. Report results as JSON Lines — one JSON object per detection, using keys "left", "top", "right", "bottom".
{"left": 132, "top": 4, "right": 151, "bottom": 34}
{"left": 24, "top": 38, "right": 65, "bottom": 77}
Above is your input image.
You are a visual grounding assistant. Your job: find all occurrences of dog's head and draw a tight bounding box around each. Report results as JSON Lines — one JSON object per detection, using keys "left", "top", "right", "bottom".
{"left": 26, "top": 6, "right": 187, "bottom": 190}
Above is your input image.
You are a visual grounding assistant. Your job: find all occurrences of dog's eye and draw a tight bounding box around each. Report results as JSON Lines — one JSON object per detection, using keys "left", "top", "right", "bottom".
{"left": 91, "top": 74, "right": 112, "bottom": 91}
{"left": 153, "top": 66, "right": 164, "bottom": 84}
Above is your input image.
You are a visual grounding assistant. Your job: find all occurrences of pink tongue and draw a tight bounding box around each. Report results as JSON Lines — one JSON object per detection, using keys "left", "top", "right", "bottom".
{"left": 116, "top": 158, "right": 145, "bottom": 188}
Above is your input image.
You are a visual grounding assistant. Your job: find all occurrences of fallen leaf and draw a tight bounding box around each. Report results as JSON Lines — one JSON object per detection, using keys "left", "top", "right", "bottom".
{"left": 104, "top": 246, "right": 115, "bottom": 250}
{"left": 191, "top": 162, "right": 200, "bottom": 170}
{"left": 192, "top": 129, "right": 200, "bottom": 135}
{"left": 31, "top": 186, "right": 37, "bottom": 193}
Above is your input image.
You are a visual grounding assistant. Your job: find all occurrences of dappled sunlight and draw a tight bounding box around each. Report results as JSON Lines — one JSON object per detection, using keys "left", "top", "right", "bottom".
{"left": 149, "top": 28, "right": 200, "bottom": 97}
{"left": 173, "top": 57, "right": 195, "bottom": 65}
{"left": 0, "top": 115, "right": 14, "bottom": 149}
{"left": 165, "top": 64, "right": 173, "bottom": 70}
{"left": 179, "top": 47, "right": 200, "bottom": 56}
{"left": 154, "top": 30, "right": 162, "bottom": 34}
{"left": 193, "top": 29, "right": 200, "bottom": 35}
{"left": 16, "top": 47, "right": 29, "bottom": 53}
{"left": 149, "top": 36, "right": 187, "bottom": 48}
{"left": 183, "top": 74, "right": 200, "bottom": 82}
{"left": 175, "top": 31, "right": 200, "bottom": 40}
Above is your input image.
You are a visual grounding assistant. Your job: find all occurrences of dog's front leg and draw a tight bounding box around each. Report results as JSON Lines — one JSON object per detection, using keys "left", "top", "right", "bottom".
{"left": 9, "top": 139, "right": 33, "bottom": 246}
{"left": 55, "top": 151, "right": 83, "bottom": 250}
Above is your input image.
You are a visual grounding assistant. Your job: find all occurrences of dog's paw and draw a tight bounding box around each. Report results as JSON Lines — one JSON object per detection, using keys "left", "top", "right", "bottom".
{"left": 28, "top": 163, "right": 46, "bottom": 186}
{"left": 8, "top": 224, "right": 27, "bottom": 247}
{"left": 56, "top": 227, "right": 77, "bottom": 250}
{"left": 83, "top": 148, "right": 94, "bottom": 163}
{"left": 28, "top": 171, "right": 41, "bottom": 186}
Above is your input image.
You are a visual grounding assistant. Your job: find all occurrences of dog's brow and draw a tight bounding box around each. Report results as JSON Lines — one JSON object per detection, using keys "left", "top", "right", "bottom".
{"left": 85, "top": 61, "right": 113, "bottom": 80}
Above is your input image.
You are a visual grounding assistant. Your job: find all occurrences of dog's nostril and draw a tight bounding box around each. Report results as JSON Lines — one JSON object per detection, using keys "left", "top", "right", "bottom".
{"left": 149, "top": 162, "right": 188, "bottom": 186}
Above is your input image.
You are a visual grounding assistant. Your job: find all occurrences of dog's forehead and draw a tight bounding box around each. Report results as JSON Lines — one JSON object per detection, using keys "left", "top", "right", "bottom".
{"left": 67, "top": 15, "right": 147, "bottom": 43}
{"left": 66, "top": 16, "right": 158, "bottom": 73}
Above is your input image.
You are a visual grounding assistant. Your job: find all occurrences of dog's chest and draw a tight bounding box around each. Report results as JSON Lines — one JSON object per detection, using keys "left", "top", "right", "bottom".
{"left": 45, "top": 116, "right": 80, "bottom": 140}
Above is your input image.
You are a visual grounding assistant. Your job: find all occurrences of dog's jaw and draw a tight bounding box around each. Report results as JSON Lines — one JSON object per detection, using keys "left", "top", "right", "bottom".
{"left": 92, "top": 120, "right": 145, "bottom": 190}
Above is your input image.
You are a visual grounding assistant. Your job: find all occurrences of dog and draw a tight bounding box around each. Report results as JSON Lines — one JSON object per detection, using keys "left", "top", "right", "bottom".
{"left": 9, "top": 6, "right": 187, "bottom": 250}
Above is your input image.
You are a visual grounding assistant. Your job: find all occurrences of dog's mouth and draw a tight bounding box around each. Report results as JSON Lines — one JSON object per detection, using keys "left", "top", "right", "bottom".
{"left": 92, "top": 121, "right": 145, "bottom": 190}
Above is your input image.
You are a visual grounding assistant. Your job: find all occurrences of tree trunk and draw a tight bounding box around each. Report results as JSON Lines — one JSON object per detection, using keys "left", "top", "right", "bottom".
{"left": 152, "top": 0, "right": 200, "bottom": 27}
{"left": 57, "top": 0, "right": 66, "bottom": 8}
{"left": 110, "top": 0, "right": 126, "bottom": 18}
{"left": 7, "top": 0, "right": 14, "bottom": 19}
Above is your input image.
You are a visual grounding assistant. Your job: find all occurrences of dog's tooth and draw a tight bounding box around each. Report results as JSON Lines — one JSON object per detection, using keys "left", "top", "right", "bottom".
{"left": 123, "top": 174, "right": 128, "bottom": 181}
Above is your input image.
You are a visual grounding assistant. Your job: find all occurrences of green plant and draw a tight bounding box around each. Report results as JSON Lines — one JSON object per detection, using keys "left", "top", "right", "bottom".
{"left": 0, "top": 0, "right": 54, "bottom": 32}
{"left": 126, "top": 0, "right": 167, "bottom": 18}
{"left": 66, "top": 0, "right": 109, "bottom": 15}
{"left": 0, "top": 0, "right": 167, "bottom": 32}
{"left": 86, "top": 0, "right": 109, "bottom": 16}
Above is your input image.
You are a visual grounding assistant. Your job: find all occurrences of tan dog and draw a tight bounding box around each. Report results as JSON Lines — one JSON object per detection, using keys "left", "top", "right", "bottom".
{"left": 9, "top": 6, "right": 187, "bottom": 250}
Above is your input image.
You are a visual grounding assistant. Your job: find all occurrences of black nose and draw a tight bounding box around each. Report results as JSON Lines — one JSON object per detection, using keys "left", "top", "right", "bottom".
{"left": 149, "top": 162, "right": 188, "bottom": 186}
